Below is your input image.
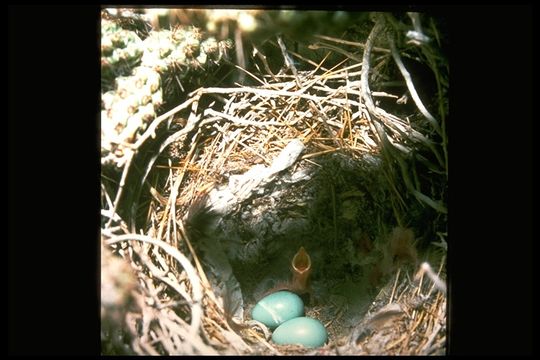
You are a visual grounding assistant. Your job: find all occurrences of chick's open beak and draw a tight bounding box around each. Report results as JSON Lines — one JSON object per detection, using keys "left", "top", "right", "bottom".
{"left": 291, "top": 246, "right": 312, "bottom": 292}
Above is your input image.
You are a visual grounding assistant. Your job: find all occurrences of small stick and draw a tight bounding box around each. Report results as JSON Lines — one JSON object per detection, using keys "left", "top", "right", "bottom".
{"left": 416, "top": 262, "right": 447, "bottom": 295}
{"left": 105, "top": 150, "right": 133, "bottom": 228}
{"left": 314, "top": 34, "right": 391, "bottom": 53}
{"left": 389, "top": 267, "right": 401, "bottom": 305}
{"left": 252, "top": 44, "right": 278, "bottom": 83}
{"left": 308, "top": 42, "right": 364, "bottom": 63}
{"left": 388, "top": 36, "right": 442, "bottom": 136}
{"left": 277, "top": 35, "right": 301, "bottom": 89}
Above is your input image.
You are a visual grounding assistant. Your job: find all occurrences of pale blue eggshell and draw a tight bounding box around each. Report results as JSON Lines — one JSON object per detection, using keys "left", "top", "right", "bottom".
{"left": 251, "top": 291, "right": 304, "bottom": 329}
{"left": 272, "top": 316, "right": 328, "bottom": 348}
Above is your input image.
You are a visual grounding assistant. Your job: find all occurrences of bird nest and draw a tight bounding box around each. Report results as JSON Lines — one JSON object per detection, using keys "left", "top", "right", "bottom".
{"left": 101, "top": 12, "right": 448, "bottom": 355}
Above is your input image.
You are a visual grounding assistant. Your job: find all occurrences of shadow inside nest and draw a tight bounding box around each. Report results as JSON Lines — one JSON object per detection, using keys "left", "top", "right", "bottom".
{"left": 183, "top": 149, "right": 446, "bottom": 354}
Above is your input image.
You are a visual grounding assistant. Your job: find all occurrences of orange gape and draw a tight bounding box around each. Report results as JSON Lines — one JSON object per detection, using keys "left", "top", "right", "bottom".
{"left": 290, "top": 246, "right": 312, "bottom": 294}
{"left": 260, "top": 246, "right": 313, "bottom": 300}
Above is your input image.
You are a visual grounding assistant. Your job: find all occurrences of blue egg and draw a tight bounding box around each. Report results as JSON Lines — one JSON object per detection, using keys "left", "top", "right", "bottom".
{"left": 272, "top": 317, "right": 328, "bottom": 348}
{"left": 251, "top": 291, "right": 304, "bottom": 329}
